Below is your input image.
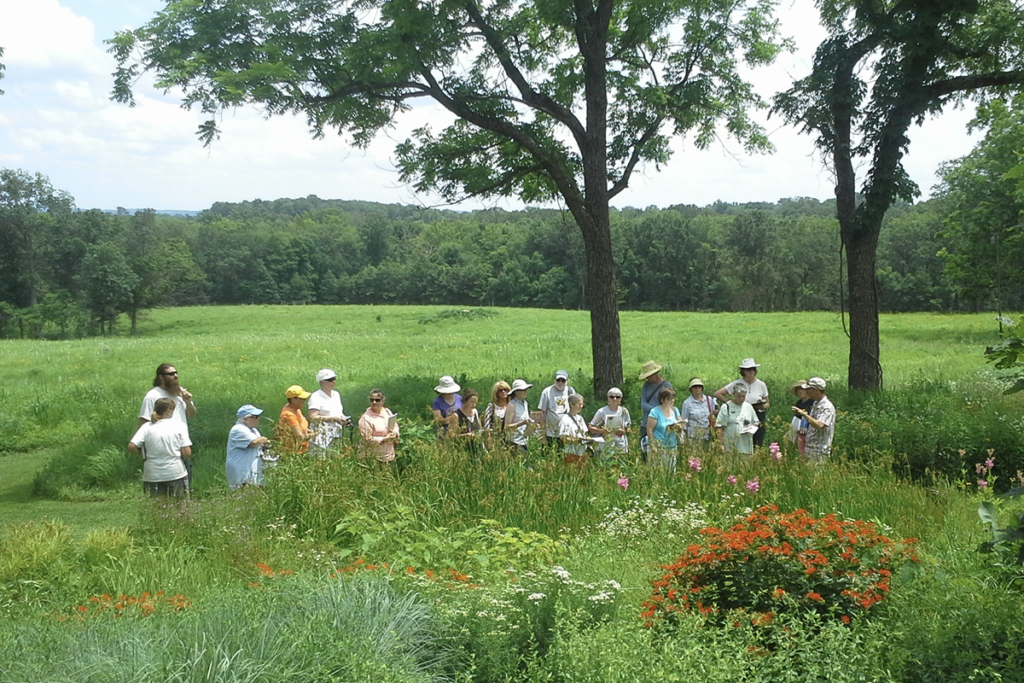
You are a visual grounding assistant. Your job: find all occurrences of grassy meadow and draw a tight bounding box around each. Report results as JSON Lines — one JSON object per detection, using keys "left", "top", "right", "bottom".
{"left": 2, "top": 305, "right": 1024, "bottom": 682}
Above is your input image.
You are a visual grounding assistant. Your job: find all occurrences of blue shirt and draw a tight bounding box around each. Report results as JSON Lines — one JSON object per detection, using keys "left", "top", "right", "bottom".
{"left": 648, "top": 406, "right": 681, "bottom": 448}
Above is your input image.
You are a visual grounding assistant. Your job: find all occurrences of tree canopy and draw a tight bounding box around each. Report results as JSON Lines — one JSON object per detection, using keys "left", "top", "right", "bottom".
{"left": 109, "top": 0, "right": 787, "bottom": 392}
{"left": 773, "top": 0, "right": 1024, "bottom": 391}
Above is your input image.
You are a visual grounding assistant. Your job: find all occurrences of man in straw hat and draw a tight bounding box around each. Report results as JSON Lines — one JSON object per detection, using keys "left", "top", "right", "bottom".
{"left": 638, "top": 361, "right": 673, "bottom": 419}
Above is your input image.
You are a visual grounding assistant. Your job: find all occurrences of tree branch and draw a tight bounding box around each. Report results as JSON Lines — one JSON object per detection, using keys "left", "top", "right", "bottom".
{"left": 462, "top": 0, "right": 586, "bottom": 139}
{"left": 608, "top": 119, "right": 664, "bottom": 199}
{"left": 925, "top": 70, "right": 1024, "bottom": 100}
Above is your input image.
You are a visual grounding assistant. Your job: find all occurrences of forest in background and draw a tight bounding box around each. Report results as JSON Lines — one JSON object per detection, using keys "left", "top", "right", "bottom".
{"left": 1, "top": 187, "right": 1022, "bottom": 340}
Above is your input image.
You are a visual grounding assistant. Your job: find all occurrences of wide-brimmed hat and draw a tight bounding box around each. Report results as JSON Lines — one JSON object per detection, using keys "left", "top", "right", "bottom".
{"left": 638, "top": 361, "right": 663, "bottom": 380}
{"left": 237, "top": 404, "right": 263, "bottom": 419}
{"left": 688, "top": 378, "right": 704, "bottom": 389}
{"left": 790, "top": 380, "right": 808, "bottom": 396}
{"left": 285, "top": 385, "right": 311, "bottom": 399}
{"left": 435, "top": 375, "right": 461, "bottom": 393}
{"left": 509, "top": 379, "right": 533, "bottom": 393}
{"left": 316, "top": 368, "right": 338, "bottom": 383}
{"left": 739, "top": 358, "right": 760, "bottom": 370}
{"left": 807, "top": 377, "right": 827, "bottom": 391}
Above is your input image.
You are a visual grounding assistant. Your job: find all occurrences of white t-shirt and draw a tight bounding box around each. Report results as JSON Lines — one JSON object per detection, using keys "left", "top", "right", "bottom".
{"left": 590, "top": 405, "right": 631, "bottom": 450}
{"left": 308, "top": 389, "right": 348, "bottom": 448}
{"left": 721, "top": 378, "right": 769, "bottom": 408}
{"left": 130, "top": 419, "right": 191, "bottom": 483}
{"left": 558, "top": 413, "right": 589, "bottom": 456}
{"left": 538, "top": 384, "right": 575, "bottom": 437}
{"left": 139, "top": 386, "right": 190, "bottom": 439}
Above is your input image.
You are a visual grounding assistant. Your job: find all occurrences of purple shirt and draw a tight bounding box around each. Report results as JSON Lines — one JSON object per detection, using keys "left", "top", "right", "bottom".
{"left": 433, "top": 394, "right": 462, "bottom": 435}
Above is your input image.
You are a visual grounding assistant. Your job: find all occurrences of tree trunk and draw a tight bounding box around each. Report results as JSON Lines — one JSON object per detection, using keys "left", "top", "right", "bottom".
{"left": 844, "top": 226, "right": 882, "bottom": 391}
{"left": 581, "top": 216, "right": 623, "bottom": 396}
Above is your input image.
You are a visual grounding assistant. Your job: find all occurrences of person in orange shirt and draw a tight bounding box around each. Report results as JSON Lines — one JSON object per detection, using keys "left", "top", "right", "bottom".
{"left": 277, "top": 385, "right": 311, "bottom": 455}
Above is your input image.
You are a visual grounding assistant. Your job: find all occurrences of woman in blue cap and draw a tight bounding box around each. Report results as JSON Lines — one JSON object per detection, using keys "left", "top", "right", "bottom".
{"left": 227, "top": 404, "right": 270, "bottom": 489}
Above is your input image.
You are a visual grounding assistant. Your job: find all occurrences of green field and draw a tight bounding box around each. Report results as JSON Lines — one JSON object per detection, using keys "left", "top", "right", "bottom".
{"left": 2, "top": 306, "right": 1023, "bottom": 682}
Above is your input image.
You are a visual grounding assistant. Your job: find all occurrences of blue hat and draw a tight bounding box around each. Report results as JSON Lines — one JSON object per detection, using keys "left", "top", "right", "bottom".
{"left": 237, "top": 404, "right": 264, "bottom": 419}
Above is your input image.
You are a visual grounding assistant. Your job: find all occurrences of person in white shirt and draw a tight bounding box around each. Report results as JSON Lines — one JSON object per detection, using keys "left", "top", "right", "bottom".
{"left": 558, "top": 393, "right": 590, "bottom": 462}
{"left": 589, "top": 387, "right": 631, "bottom": 458}
{"left": 140, "top": 363, "right": 197, "bottom": 484}
{"left": 129, "top": 397, "right": 191, "bottom": 498}
{"left": 538, "top": 370, "right": 575, "bottom": 444}
{"left": 307, "top": 368, "right": 351, "bottom": 452}
{"left": 715, "top": 358, "right": 769, "bottom": 447}
{"left": 716, "top": 386, "right": 759, "bottom": 456}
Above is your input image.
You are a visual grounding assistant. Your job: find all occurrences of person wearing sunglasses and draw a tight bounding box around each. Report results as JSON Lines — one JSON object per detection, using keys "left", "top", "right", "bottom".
{"left": 139, "top": 363, "right": 197, "bottom": 483}
{"left": 308, "top": 368, "right": 351, "bottom": 452}
{"left": 358, "top": 389, "right": 400, "bottom": 463}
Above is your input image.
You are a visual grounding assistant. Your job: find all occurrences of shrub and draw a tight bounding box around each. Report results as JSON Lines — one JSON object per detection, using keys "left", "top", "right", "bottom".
{"left": 641, "top": 505, "right": 919, "bottom": 628}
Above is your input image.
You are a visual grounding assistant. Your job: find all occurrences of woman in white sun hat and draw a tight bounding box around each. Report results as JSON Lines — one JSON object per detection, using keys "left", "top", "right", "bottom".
{"left": 715, "top": 358, "right": 769, "bottom": 447}
{"left": 503, "top": 378, "right": 534, "bottom": 452}
{"left": 431, "top": 375, "right": 463, "bottom": 438}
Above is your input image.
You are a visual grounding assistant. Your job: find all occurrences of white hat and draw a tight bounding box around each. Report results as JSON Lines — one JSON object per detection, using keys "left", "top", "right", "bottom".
{"left": 555, "top": 370, "right": 569, "bottom": 380}
{"left": 434, "top": 375, "right": 461, "bottom": 393}
{"left": 510, "top": 379, "right": 533, "bottom": 393}
{"left": 739, "top": 358, "right": 760, "bottom": 369}
{"left": 316, "top": 368, "right": 338, "bottom": 383}
{"left": 688, "top": 378, "right": 704, "bottom": 389}
{"left": 807, "top": 377, "right": 827, "bottom": 390}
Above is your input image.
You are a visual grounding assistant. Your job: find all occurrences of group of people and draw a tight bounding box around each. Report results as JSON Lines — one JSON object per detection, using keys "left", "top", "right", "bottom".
{"left": 125, "top": 357, "right": 837, "bottom": 497}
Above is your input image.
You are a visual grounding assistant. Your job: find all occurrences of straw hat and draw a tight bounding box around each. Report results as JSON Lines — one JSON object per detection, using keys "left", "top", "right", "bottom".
{"left": 790, "top": 380, "right": 808, "bottom": 396}
{"left": 638, "top": 361, "right": 663, "bottom": 380}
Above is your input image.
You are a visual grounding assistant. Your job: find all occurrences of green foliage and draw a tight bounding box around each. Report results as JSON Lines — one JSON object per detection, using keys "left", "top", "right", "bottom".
{"left": 986, "top": 316, "right": 1024, "bottom": 394}
{"left": 978, "top": 499, "right": 1024, "bottom": 579}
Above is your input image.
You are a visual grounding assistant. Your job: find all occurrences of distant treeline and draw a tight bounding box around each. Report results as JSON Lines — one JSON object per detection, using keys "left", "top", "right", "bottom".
{"left": 1, "top": 193, "right": 1020, "bottom": 339}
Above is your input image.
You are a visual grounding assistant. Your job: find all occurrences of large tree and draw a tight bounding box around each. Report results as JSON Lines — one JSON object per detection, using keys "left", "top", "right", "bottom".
{"left": 774, "top": 0, "right": 1024, "bottom": 391}
{"left": 935, "top": 100, "right": 1024, "bottom": 313}
{"left": 0, "top": 169, "right": 75, "bottom": 308}
{"left": 110, "top": 0, "right": 785, "bottom": 392}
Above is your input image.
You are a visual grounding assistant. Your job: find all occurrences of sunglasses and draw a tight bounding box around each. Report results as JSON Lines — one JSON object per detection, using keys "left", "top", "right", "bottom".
{"left": 369, "top": 398, "right": 383, "bottom": 403}
{"left": 324, "top": 378, "right": 337, "bottom": 382}
{"left": 555, "top": 378, "right": 567, "bottom": 382}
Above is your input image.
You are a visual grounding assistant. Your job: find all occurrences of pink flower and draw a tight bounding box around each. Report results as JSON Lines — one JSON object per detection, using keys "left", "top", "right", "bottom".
{"left": 985, "top": 458, "right": 995, "bottom": 470}
{"left": 769, "top": 442, "right": 782, "bottom": 462}
{"left": 978, "top": 479, "right": 988, "bottom": 490}
{"left": 688, "top": 458, "right": 702, "bottom": 473}
{"left": 617, "top": 477, "right": 629, "bottom": 491}
{"left": 727, "top": 475, "right": 737, "bottom": 486}
{"left": 746, "top": 477, "right": 760, "bottom": 493}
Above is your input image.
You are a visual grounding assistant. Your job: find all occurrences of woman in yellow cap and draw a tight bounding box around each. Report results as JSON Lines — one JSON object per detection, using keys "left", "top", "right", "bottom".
{"left": 277, "top": 385, "right": 311, "bottom": 455}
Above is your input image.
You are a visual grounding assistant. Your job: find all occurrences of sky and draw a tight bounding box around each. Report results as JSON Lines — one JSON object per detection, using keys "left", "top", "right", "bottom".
{"left": 0, "top": 0, "right": 979, "bottom": 213}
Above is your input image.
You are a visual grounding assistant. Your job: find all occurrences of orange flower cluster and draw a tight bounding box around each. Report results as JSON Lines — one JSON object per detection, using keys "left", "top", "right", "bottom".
{"left": 55, "top": 591, "right": 192, "bottom": 621}
{"left": 641, "top": 505, "right": 918, "bottom": 628}
{"left": 255, "top": 562, "right": 295, "bottom": 578}
{"left": 330, "top": 558, "right": 482, "bottom": 589}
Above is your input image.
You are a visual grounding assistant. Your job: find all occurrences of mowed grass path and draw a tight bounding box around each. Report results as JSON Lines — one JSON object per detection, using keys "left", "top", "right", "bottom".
{"left": 0, "top": 305, "right": 1010, "bottom": 534}
{"left": 0, "top": 451, "right": 137, "bottom": 533}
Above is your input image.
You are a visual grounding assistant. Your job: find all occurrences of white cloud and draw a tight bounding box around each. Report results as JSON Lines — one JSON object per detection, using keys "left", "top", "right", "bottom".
{"left": 0, "top": 0, "right": 108, "bottom": 75}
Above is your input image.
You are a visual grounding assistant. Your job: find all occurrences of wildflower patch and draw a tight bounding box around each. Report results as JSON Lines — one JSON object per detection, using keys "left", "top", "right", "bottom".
{"left": 642, "top": 505, "right": 918, "bottom": 628}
